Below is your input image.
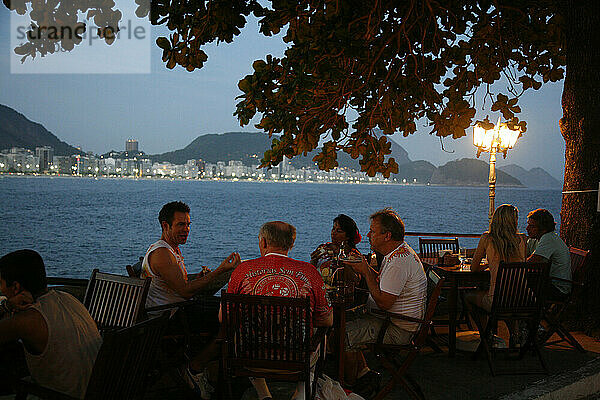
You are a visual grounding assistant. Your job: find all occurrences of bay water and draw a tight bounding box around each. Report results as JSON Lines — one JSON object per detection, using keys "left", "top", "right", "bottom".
{"left": 0, "top": 176, "right": 562, "bottom": 278}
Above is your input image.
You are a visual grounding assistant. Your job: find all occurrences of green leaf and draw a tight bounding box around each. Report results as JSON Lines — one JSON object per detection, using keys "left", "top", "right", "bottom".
{"left": 156, "top": 37, "right": 171, "bottom": 50}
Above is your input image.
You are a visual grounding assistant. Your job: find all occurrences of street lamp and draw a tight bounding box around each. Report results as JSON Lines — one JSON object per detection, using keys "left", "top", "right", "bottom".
{"left": 473, "top": 117, "right": 522, "bottom": 223}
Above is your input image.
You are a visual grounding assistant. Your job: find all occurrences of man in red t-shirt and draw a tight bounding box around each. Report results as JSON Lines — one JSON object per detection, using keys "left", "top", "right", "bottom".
{"left": 226, "top": 221, "right": 333, "bottom": 400}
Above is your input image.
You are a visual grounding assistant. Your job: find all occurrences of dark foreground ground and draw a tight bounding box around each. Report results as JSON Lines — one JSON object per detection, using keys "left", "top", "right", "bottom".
{"left": 139, "top": 327, "right": 600, "bottom": 400}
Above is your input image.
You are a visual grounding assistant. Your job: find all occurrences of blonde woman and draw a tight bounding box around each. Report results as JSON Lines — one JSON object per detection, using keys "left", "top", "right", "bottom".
{"left": 468, "top": 204, "right": 527, "bottom": 311}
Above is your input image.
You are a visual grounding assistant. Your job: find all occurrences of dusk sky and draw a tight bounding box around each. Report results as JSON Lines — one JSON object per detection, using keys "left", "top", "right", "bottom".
{"left": 0, "top": 5, "right": 566, "bottom": 180}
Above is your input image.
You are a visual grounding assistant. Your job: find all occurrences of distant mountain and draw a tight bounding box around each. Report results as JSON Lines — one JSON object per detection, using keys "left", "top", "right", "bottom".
{"left": 395, "top": 160, "right": 436, "bottom": 183}
{"left": 0, "top": 104, "right": 557, "bottom": 187}
{"left": 430, "top": 158, "right": 523, "bottom": 186}
{"left": 499, "top": 164, "right": 562, "bottom": 189}
{"left": 153, "top": 132, "right": 273, "bottom": 165}
{"left": 153, "top": 131, "right": 412, "bottom": 171}
{"left": 0, "top": 104, "right": 82, "bottom": 156}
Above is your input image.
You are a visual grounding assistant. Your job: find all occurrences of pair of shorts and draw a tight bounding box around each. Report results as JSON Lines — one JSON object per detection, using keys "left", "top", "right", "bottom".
{"left": 345, "top": 313, "right": 414, "bottom": 350}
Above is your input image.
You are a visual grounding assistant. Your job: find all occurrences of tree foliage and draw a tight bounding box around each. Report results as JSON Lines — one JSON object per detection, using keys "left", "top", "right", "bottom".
{"left": 4, "top": 0, "right": 123, "bottom": 61}
{"left": 148, "top": 0, "right": 565, "bottom": 176}
{"left": 3, "top": 0, "right": 566, "bottom": 176}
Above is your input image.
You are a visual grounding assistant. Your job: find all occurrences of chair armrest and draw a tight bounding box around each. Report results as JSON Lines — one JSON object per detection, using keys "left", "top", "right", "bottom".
{"left": 370, "top": 308, "right": 428, "bottom": 324}
{"left": 311, "top": 327, "right": 329, "bottom": 352}
{"left": 551, "top": 276, "right": 583, "bottom": 287}
{"left": 145, "top": 297, "right": 209, "bottom": 313}
{"left": 346, "top": 304, "right": 368, "bottom": 314}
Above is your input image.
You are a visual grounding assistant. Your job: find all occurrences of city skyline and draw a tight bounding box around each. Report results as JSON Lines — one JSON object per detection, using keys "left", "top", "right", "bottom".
{"left": 0, "top": 8, "right": 566, "bottom": 180}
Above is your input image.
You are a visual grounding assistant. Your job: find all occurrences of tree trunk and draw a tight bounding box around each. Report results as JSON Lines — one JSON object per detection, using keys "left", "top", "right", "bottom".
{"left": 559, "top": 0, "right": 600, "bottom": 328}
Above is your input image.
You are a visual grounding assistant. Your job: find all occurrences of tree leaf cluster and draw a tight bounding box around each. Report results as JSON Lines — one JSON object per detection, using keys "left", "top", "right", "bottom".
{"left": 6, "top": 0, "right": 122, "bottom": 62}
{"left": 149, "top": 0, "right": 566, "bottom": 176}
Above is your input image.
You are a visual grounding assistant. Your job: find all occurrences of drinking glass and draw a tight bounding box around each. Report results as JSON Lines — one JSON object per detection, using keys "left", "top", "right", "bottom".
{"left": 459, "top": 248, "right": 468, "bottom": 270}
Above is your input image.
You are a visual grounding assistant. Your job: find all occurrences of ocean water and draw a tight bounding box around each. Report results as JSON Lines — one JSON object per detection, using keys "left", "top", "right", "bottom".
{"left": 0, "top": 176, "right": 562, "bottom": 278}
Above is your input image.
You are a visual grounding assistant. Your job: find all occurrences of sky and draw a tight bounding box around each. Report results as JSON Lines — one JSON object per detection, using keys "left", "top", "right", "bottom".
{"left": 0, "top": 5, "right": 566, "bottom": 180}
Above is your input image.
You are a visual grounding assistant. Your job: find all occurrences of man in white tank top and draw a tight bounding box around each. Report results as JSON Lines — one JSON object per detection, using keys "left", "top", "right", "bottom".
{"left": 142, "top": 201, "right": 241, "bottom": 310}
{"left": 0, "top": 249, "right": 102, "bottom": 399}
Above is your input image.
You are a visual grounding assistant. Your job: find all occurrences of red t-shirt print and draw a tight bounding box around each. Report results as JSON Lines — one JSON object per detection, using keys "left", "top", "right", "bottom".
{"left": 228, "top": 254, "right": 332, "bottom": 323}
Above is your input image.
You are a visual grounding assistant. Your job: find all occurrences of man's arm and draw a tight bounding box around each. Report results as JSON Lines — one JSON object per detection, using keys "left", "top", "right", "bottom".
{"left": 149, "top": 249, "right": 241, "bottom": 299}
{"left": 527, "top": 254, "right": 548, "bottom": 263}
{"left": 0, "top": 308, "right": 48, "bottom": 354}
{"left": 527, "top": 233, "right": 552, "bottom": 264}
{"left": 348, "top": 256, "right": 397, "bottom": 310}
{"left": 315, "top": 312, "right": 333, "bottom": 327}
{"left": 470, "top": 233, "right": 488, "bottom": 272}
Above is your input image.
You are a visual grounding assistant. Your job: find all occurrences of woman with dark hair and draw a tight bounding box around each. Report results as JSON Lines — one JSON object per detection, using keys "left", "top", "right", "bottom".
{"left": 310, "top": 214, "right": 362, "bottom": 274}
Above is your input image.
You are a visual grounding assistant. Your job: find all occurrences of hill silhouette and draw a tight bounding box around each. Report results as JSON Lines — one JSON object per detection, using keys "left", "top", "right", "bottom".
{"left": 0, "top": 104, "right": 82, "bottom": 156}
{"left": 1, "top": 104, "right": 559, "bottom": 188}
{"left": 499, "top": 164, "right": 562, "bottom": 189}
{"left": 431, "top": 158, "right": 523, "bottom": 186}
{"left": 152, "top": 131, "right": 411, "bottom": 171}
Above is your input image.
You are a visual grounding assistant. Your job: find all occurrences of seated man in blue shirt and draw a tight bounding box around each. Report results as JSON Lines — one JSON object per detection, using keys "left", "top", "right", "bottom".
{"left": 526, "top": 209, "right": 571, "bottom": 300}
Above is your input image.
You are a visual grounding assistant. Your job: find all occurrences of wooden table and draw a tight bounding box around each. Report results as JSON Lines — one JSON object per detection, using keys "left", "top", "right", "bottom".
{"left": 428, "top": 262, "right": 490, "bottom": 356}
{"left": 328, "top": 285, "right": 355, "bottom": 386}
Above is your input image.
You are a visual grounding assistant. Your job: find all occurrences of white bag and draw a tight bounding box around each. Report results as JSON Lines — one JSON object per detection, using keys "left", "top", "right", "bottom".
{"left": 315, "top": 374, "right": 365, "bottom": 400}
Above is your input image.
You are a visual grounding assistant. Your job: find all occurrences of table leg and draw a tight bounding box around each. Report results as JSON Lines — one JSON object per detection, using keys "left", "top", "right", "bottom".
{"left": 336, "top": 304, "right": 346, "bottom": 386}
{"left": 448, "top": 277, "right": 458, "bottom": 357}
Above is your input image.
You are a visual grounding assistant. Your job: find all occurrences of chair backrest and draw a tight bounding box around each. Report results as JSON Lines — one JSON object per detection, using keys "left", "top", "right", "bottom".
{"left": 569, "top": 247, "right": 590, "bottom": 283}
{"left": 491, "top": 262, "right": 549, "bottom": 318}
{"left": 83, "top": 269, "right": 151, "bottom": 332}
{"left": 125, "top": 257, "right": 144, "bottom": 278}
{"left": 419, "top": 237, "right": 459, "bottom": 259}
{"left": 412, "top": 271, "right": 446, "bottom": 347}
{"left": 84, "top": 313, "right": 168, "bottom": 400}
{"left": 221, "top": 291, "right": 312, "bottom": 372}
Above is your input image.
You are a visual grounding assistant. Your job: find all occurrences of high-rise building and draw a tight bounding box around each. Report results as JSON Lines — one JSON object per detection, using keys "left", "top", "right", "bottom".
{"left": 35, "top": 146, "right": 54, "bottom": 172}
{"left": 125, "top": 139, "right": 139, "bottom": 152}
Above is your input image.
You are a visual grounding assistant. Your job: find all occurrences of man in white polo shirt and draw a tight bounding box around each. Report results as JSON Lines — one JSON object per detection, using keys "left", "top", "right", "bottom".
{"left": 343, "top": 208, "right": 427, "bottom": 397}
{"left": 526, "top": 208, "right": 571, "bottom": 300}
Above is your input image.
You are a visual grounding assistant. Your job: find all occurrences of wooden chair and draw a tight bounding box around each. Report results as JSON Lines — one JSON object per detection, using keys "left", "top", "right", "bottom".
{"left": 367, "top": 271, "right": 446, "bottom": 400}
{"left": 16, "top": 313, "right": 169, "bottom": 400}
{"left": 83, "top": 269, "right": 151, "bottom": 332}
{"left": 126, "top": 256, "right": 144, "bottom": 278}
{"left": 220, "top": 292, "right": 327, "bottom": 400}
{"left": 540, "top": 247, "right": 590, "bottom": 352}
{"left": 419, "top": 237, "right": 459, "bottom": 267}
{"left": 419, "top": 237, "right": 472, "bottom": 332}
{"left": 470, "top": 262, "right": 550, "bottom": 376}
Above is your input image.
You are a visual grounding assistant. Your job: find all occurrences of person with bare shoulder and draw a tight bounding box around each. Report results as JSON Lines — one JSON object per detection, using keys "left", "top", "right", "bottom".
{"left": 142, "top": 201, "right": 241, "bottom": 310}
{"left": 0, "top": 250, "right": 101, "bottom": 399}
{"left": 467, "top": 204, "right": 527, "bottom": 310}
{"left": 465, "top": 204, "right": 528, "bottom": 347}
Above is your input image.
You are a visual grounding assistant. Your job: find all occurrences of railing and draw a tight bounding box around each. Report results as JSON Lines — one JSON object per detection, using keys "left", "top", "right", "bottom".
{"left": 405, "top": 231, "right": 482, "bottom": 238}
{"left": 47, "top": 277, "right": 88, "bottom": 286}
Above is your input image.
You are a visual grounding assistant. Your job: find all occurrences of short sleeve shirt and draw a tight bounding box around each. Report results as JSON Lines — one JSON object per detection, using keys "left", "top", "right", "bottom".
{"left": 227, "top": 254, "right": 332, "bottom": 324}
{"left": 532, "top": 232, "right": 571, "bottom": 293}
{"left": 367, "top": 242, "right": 427, "bottom": 332}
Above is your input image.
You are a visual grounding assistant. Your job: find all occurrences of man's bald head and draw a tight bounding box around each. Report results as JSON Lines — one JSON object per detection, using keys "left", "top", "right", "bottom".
{"left": 259, "top": 221, "right": 296, "bottom": 251}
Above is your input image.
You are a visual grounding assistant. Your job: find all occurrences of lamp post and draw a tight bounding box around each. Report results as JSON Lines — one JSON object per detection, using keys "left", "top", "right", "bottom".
{"left": 473, "top": 117, "right": 521, "bottom": 224}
